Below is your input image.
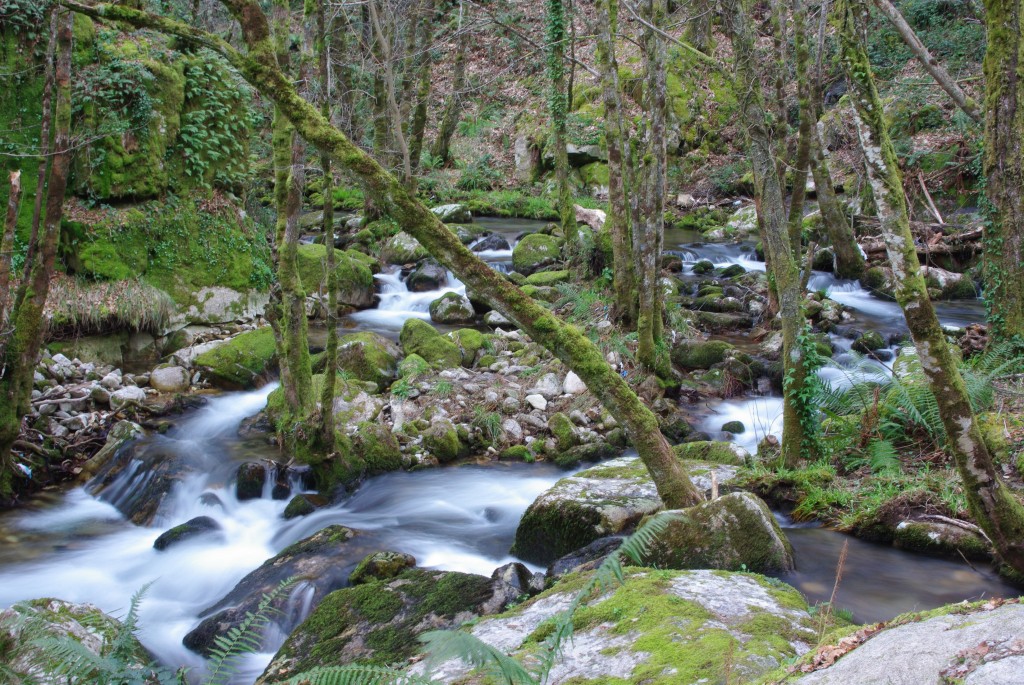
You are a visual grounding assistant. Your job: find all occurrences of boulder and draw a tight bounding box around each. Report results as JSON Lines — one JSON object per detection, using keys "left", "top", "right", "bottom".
{"left": 399, "top": 319, "right": 462, "bottom": 369}
{"left": 381, "top": 231, "right": 428, "bottom": 264}
{"left": 431, "top": 203, "right": 472, "bottom": 224}
{"left": 484, "top": 310, "right": 511, "bottom": 326}
{"left": 511, "top": 456, "right": 738, "bottom": 564}
{"left": 415, "top": 568, "right": 818, "bottom": 685}
{"left": 295, "top": 244, "right": 375, "bottom": 309}
{"left": 406, "top": 262, "right": 448, "bottom": 292}
{"left": 184, "top": 525, "right": 362, "bottom": 657}
{"left": 256, "top": 568, "right": 513, "bottom": 682}
{"left": 194, "top": 328, "right": 277, "bottom": 389}
{"left": 448, "top": 328, "right": 486, "bottom": 367}
{"left": 348, "top": 551, "right": 416, "bottom": 585}
{"left": 512, "top": 233, "right": 561, "bottom": 275}
{"left": 331, "top": 382, "right": 385, "bottom": 425}
{"left": 153, "top": 516, "right": 223, "bottom": 550}
{"left": 422, "top": 416, "right": 465, "bottom": 463}
{"left": 562, "top": 371, "right": 586, "bottom": 395}
{"left": 429, "top": 292, "right": 476, "bottom": 324}
{"left": 672, "top": 339, "right": 734, "bottom": 370}
{"left": 672, "top": 441, "right": 749, "bottom": 466}
{"left": 236, "top": 462, "right": 267, "bottom": 501}
{"left": 524, "top": 269, "right": 570, "bottom": 286}
{"left": 692, "top": 259, "right": 715, "bottom": 274}
{"left": 335, "top": 331, "right": 401, "bottom": 389}
{"left": 565, "top": 143, "right": 606, "bottom": 166}
{"left": 283, "top": 494, "right": 318, "bottom": 519}
{"left": 852, "top": 330, "right": 886, "bottom": 353}
{"left": 527, "top": 372, "right": 562, "bottom": 399}
{"left": 642, "top": 492, "right": 794, "bottom": 572}
{"left": 109, "top": 385, "right": 146, "bottom": 410}
{"left": 149, "top": 365, "right": 190, "bottom": 393}
{"left": 726, "top": 204, "right": 759, "bottom": 237}
{"left": 180, "top": 286, "right": 269, "bottom": 327}
{"left": 471, "top": 233, "right": 511, "bottom": 252}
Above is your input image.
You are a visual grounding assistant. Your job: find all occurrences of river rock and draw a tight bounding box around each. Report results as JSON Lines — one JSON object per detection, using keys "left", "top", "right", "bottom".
{"left": 236, "top": 462, "right": 267, "bottom": 501}
{"left": 335, "top": 331, "right": 401, "bottom": 389}
{"left": 429, "top": 292, "right": 476, "bottom": 324}
{"left": 100, "top": 372, "right": 122, "bottom": 390}
{"left": 78, "top": 420, "right": 143, "bottom": 481}
{"left": 562, "top": 371, "right": 586, "bottom": 395}
{"left": 399, "top": 319, "right": 462, "bottom": 369}
{"left": 511, "top": 456, "right": 738, "bottom": 564}
{"left": 282, "top": 494, "right": 318, "bottom": 519}
{"left": 512, "top": 233, "right": 561, "bottom": 275}
{"left": 331, "top": 382, "right": 385, "bottom": 425}
{"left": 407, "top": 261, "right": 448, "bottom": 292}
{"left": 788, "top": 601, "right": 1024, "bottom": 684}
{"left": 527, "top": 372, "right": 562, "bottom": 399}
{"left": 348, "top": 551, "right": 416, "bottom": 585}
{"left": 472, "top": 233, "right": 511, "bottom": 252}
{"left": 194, "top": 328, "right": 277, "bottom": 389}
{"left": 184, "top": 525, "right": 362, "bottom": 657}
{"left": 87, "top": 440, "right": 194, "bottom": 525}
{"left": 727, "top": 203, "right": 759, "bottom": 237}
{"left": 381, "top": 231, "right": 428, "bottom": 264}
{"left": 413, "top": 568, "right": 817, "bottom": 685}
{"left": 431, "top": 203, "right": 472, "bottom": 224}
{"left": 149, "top": 365, "right": 190, "bottom": 393}
{"left": 524, "top": 394, "right": 547, "bottom": 411}
{"left": 109, "top": 386, "right": 146, "bottom": 410}
{"left": 672, "top": 339, "right": 735, "bottom": 370}
{"left": 179, "top": 286, "right": 269, "bottom": 327}
{"left": 256, "top": 567, "right": 515, "bottom": 682}
{"left": 484, "top": 310, "right": 511, "bottom": 326}
{"left": 153, "top": 515, "right": 223, "bottom": 551}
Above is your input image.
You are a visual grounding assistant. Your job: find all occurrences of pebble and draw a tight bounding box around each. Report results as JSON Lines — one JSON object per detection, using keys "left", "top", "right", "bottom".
{"left": 524, "top": 394, "right": 547, "bottom": 410}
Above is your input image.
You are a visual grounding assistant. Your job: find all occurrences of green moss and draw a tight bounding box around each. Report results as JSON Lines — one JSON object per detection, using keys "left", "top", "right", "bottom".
{"left": 448, "top": 328, "right": 485, "bottom": 367}
{"left": 525, "top": 269, "right": 571, "bottom": 286}
{"left": 399, "top": 318, "right": 462, "bottom": 369}
{"left": 672, "top": 441, "right": 744, "bottom": 466}
{"left": 352, "top": 422, "right": 402, "bottom": 473}
{"left": 512, "top": 233, "right": 562, "bottom": 275}
{"left": 579, "top": 162, "right": 610, "bottom": 189}
{"left": 511, "top": 497, "right": 604, "bottom": 563}
{"left": 422, "top": 418, "right": 464, "bottom": 463}
{"left": 195, "top": 328, "right": 277, "bottom": 389}
{"left": 548, "top": 412, "right": 577, "bottom": 452}
{"left": 295, "top": 243, "right": 374, "bottom": 306}
{"left": 336, "top": 331, "right": 399, "bottom": 388}
{"left": 671, "top": 340, "right": 734, "bottom": 370}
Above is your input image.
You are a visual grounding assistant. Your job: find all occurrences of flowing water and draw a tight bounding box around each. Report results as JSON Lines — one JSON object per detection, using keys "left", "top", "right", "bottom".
{"left": 0, "top": 218, "right": 1017, "bottom": 681}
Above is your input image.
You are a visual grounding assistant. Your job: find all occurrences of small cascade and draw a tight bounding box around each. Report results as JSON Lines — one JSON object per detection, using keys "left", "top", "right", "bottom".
{"left": 349, "top": 266, "right": 467, "bottom": 331}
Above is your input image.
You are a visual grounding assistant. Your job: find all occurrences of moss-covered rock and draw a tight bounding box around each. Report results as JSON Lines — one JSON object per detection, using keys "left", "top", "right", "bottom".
{"left": 852, "top": 330, "right": 886, "bottom": 353}
{"left": 642, "top": 492, "right": 794, "bottom": 572}
{"left": 351, "top": 422, "right": 403, "bottom": 473}
{"left": 428, "top": 292, "right": 476, "bottom": 324}
{"left": 295, "top": 244, "right": 375, "bottom": 309}
{"left": 524, "top": 269, "right": 571, "bottom": 286}
{"left": 283, "top": 494, "right": 318, "bottom": 519}
{"left": 348, "top": 551, "right": 416, "bottom": 585}
{"left": 194, "top": 328, "right": 277, "bottom": 389}
{"left": 448, "top": 328, "right": 486, "bottom": 368}
{"left": 257, "top": 568, "right": 501, "bottom": 681}
{"left": 512, "top": 233, "right": 562, "bottom": 275}
{"left": 336, "top": 331, "right": 401, "bottom": 389}
{"left": 398, "top": 319, "right": 462, "bottom": 369}
{"left": 862, "top": 266, "right": 898, "bottom": 301}
{"left": 672, "top": 339, "right": 734, "bottom": 370}
{"left": 692, "top": 259, "right": 715, "bottom": 274}
{"left": 893, "top": 519, "right": 993, "bottom": 560}
{"left": 153, "top": 515, "right": 222, "bottom": 550}
{"left": 430, "top": 203, "right": 472, "bottom": 223}
{"left": 547, "top": 412, "right": 578, "bottom": 452}
{"left": 672, "top": 441, "right": 748, "bottom": 466}
{"left": 381, "top": 231, "right": 428, "bottom": 264}
{"left": 422, "top": 417, "right": 465, "bottom": 463}
{"left": 552, "top": 441, "right": 619, "bottom": 468}
{"left": 722, "top": 420, "right": 745, "bottom": 434}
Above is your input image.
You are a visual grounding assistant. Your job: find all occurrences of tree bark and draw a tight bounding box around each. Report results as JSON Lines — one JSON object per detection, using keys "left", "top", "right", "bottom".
{"left": 66, "top": 0, "right": 703, "bottom": 508}
{"left": 596, "top": 0, "right": 637, "bottom": 325}
{"left": 430, "top": 38, "right": 465, "bottom": 164}
{"left": 837, "top": 0, "right": 1024, "bottom": 576}
{"left": 0, "top": 170, "right": 21, "bottom": 328}
{"left": 723, "top": 0, "right": 810, "bottom": 468}
{"left": 872, "top": 0, "right": 982, "bottom": 123}
{"left": 0, "top": 11, "right": 73, "bottom": 493}
{"left": 810, "top": 128, "right": 865, "bottom": 278}
{"left": 407, "top": 0, "right": 435, "bottom": 176}
{"left": 981, "top": 0, "right": 1024, "bottom": 340}
{"left": 786, "top": 0, "right": 814, "bottom": 256}
{"left": 316, "top": 0, "right": 337, "bottom": 451}
{"left": 547, "top": 0, "right": 577, "bottom": 245}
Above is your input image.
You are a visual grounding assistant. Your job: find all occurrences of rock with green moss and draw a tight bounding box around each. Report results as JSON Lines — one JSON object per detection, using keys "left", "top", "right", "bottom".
{"left": 381, "top": 231, "right": 428, "bottom": 264}
{"left": 283, "top": 494, "right": 319, "bottom": 519}
{"left": 642, "top": 492, "right": 794, "bottom": 572}
{"left": 722, "top": 420, "right": 745, "bottom": 434}
{"left": 694, "top": 310, "right": 755, "bottom": 332}
{"left": 520, "top": 284, "right": 560, "bottom": 302}
{"left": 718, "top": 263, "right": 747, "bottom": 279}
{"left": 448, "top": 328, "right": 486, "bottom": 367}
{"left": 512, "top": 233, "right": 562, "bottom": 275}
{"left": 398, "top": 319, "right": 462, "bottom": 369}
{"left": 692, "top": 295, "right": 744, "bottom": 313}
{"left": 195, "top": 328, "right": 277, "bottom": 389}
{"left": 892, "top": 519, "right": 992, "bottom": 560}
{"left": 336, "top": 332, "right": 401, "bottom": 389}
{"left": 672, "top": 441, "right": 749, "bottom": 466}
{"left": 499, "top": 445, "right": 534, "bottom": 462}
{"left": 349, "top": 551, "right": 417, "bottom": 585}
{"left": 422, "top": 417, "right": 465, "bottom": 463}
{"left": 852, "top": 330, "right": 886, "bottom": 353}
{"left": 256, "top": 568, "right": 507, "bottom": 681}
{"left": 692, "top": 259, "right": 715, "bottom": 274}
{"left": 547, "top": 412, "right": 578, "bottom": 452}
{"left": 428, "top": 292, "right": 476, "bottom": 324}
{"left": 431, "top": 203, "right": 472, "bottom": 223}
{"left": 525, "top": 269, "right": 571, "bottom": 286}
{"left": 553, "top": 441, "right": 619, "bottom": 468}
{"left": 295, "top": 243, "right": 374, "bottom": 309}
{"left": 862, "top": 266, "right": 898, "bottom": 301}
{"left": 153, "top": 515, "right": 223, "bottom": 550}
{"left": 415, "top": 568, "right": 818, "bottom": 685}
{"left": 511, "top": 456, "right": 739, "bottom": 564}
{"left": 672, "top": 339, "right": 734, "bottom": 370}
{"left": 184, "top": 525, "right": 361, "bottom": 657}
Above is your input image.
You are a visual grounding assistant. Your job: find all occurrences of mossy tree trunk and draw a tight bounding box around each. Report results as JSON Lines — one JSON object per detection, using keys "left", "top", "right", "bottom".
{"left": 786, "top": 0, "right": 813, "bottom": 257}
{"left": 547, "top": 0, "right": 577, "bottom": 245}
{"left": 635, "top": 0, "right": 668, "bottom": 374}
{"left": 407, "top": 0, "right": 435, "bottom": 177}
{"left": 67, "top": 0, "right": 704, "bottom": 510}
{"left": 596, "top": 0, "right": 637, "bottom": 325}
{"left": 0, "top": 11, "right": 73, "bottom": 494}
{"left": 982, "top": 0, "right": 1024, "bottom": 340}
{"left": 723, "top": 0, "right": 810, "bottom": 468}
{"left": 430, "top": 38, "right": 465, "bottom": 164}
{"left": 837, "top": 0, "right": 1024, "bottom": 575}
{"left": 810, "top": 129, "right": 866, "bottom": 279}
{"left": 0, "top": 170, "right": 21, "bottom": 327}
{"left": 368, "top": 0, "right": 412, "bottom": 188}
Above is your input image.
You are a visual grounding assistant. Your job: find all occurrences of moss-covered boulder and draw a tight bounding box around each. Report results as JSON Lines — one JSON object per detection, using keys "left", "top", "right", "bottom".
{"left": 295, "top": 243, "right": 374, "bottom": 309}
{"left": 547, "top": 412, "right": 578, "bottom": 452}
{"left": 431, "top": 203, "right": 472, "bottom": 223}
{"left": 642, "top": 493, "right": 794, "bottom": 572}
{"left": 862, "top": 266, "right": 898, "bottom": 301}
{"left": 283, "top": 494, "right": 318, "bottom": 519}
{"left": 852, "top": 330, "right": 886, "bottom": 353}
{"left": 511, "top": 456, "right": 739, "bottom": 564}
{"left": 348, "top": 551, "right": 416, "bottom": 585}
{"left": 194, "top": 327, "right": 277, "bottom": 389}
{"left": 693, "top": 310, "right": 755, "bottom": 332}
{"left": 256, "top": 568, "right": 505, "bottom": 681}
{"left": 351, "top": 422, "right": 403, "bottom": 473}
{"left": 416, "top": 568, "right": 818, "bottom": 685}
{"left": 381, "top": 231, "right": 428, "bottom": 264}
{"left": 336, "top": 331, "right": 401, "bottom": 389}
{"left": 448, "top": 328, "right": 486, "bottom": 367}
{"left": 428, "top": 292, "right": 476, "bottom": 324}
{"left": 398, "top": 319, "right": 462, "bottom": 369}
{"left": 524, "top": 269, "right": 571, "bottom": 286}
{"left": 672, "top": 441, "right": 749, "bottom": 466}
{"left": 692, "top": 259, "right": 715, "bottom": 274}
{"left": 892, "top": 519, "right": 993, "bottom": 560}
{"left": 512, "top": 233, "right": 562, "bottom": 275}
{"left": 672, "top": 339, "right": 734, "bottom": 370}
{"left": 184, "top": 525, "right": 363, "bottom": 657}
{"left": 422, "top": 417, "right": 466, "bottom": 463}
{"left": 153, "top": 515, "right": 223, "bottom": 550}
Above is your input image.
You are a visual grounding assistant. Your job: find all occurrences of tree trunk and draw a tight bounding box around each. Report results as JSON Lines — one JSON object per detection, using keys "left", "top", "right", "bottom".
{"left": 786, "top": 0, "right": 814, "bottom": 256}
{"left": 547, "top": 0, "right": 577, "bottom": 245}
{"left": 810, "top": 128, "right": 865, "bottom": 279}
{"left": 70, "top": 0, "right": 704, "bottom": 509}
{"left": 430, "top": 39, "right": 465, "bottom": 164}
{"left": 837, "top": 0, "right": 1024, "bottom": 576}
{"left": 872, "top": 0, "right": 982, "bottom": 123}
{"left": 316, "top": 0, "right": 337, "bottom": 451}
{"left": 981, "top": 0, "right": 1024, "bottom": 340}
{"left": 0, "top": 170, "right": 21, "bottom": 328}
{"left": 0, "top": 11, "right": 73, "bottom": 494}
{"left": 368, "top": 0, "right": 412, "bottom": 187}
{"left": 407, "top": 0, "right": 435, "bottom": 176}
{"left": 596, "top": 0, "right": 637, "bottom": 325}
{"left": 635, "top": 0, "right": 668, "bottom": 374}
{"left": 723, "top": 0, "right": 810, "bottom": 468}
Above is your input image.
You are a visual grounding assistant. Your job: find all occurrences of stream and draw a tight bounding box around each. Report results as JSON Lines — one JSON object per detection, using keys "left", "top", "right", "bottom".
{"left": 0, "top": 218, "right": 1018, "bottom": 681}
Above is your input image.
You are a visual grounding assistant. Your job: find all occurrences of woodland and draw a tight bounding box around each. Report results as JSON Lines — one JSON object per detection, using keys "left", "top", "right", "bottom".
{"left": 0, "top": 0, "right": 1023, "bottom": 682}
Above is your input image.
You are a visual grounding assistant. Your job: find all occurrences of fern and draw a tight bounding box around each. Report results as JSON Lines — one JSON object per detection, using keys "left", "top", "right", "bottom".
{"left": 205, "top": 577, "right": 298, "bottom": 685}
{"left": 282, "top": 665, "right": 438, "bottom": 685}
{"left": 419, "top": 631, "right": 534, "bottom": 685}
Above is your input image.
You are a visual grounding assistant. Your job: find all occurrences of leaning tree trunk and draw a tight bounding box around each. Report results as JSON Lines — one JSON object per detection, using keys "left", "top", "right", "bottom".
{"left": 981, "top": 0, "right": 1024, "bottom": 340}
{"left": 547, "top": 0, "right": 577, "bottom": 245}
{"left": 67, "top": 0, "right": 704, "bottom": 509}
{"left": 597, "top": 0, "right": 637, "bottom": 325}
{"left": 723, "top": 0, "right": 811, "bottom": 468}
{"left": 0, "top": 11, "right": 73, "bottom": 493}
{"left": 837, "top": 0, "right": 1024, "bottom": 576}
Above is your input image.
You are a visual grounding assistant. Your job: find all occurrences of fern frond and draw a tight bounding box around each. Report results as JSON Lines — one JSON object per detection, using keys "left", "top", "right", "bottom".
{"left": 205, "top": 577, "right": 298, "bottom": 685}
{"left": 284, "top": 664, "right": 438, "bottom": 685}
{"left": 419, "top": 630, "right": 534, "bottom": 685}
{"left": 866, "top": 438, "right": 900, "bottom": 473}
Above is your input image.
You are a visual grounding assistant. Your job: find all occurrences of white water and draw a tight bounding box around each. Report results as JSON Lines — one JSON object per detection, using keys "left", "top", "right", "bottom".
{"left": 348, "top": 266, "right": 468, "bottom": 331}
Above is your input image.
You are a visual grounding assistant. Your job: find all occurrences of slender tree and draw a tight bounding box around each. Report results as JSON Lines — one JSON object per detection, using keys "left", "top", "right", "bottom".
{"left": 786, "top": 0, "right": 814, "bottom": 255}
{"left": 981, "top": 0, "right": 1024, "bottom": 340}
{"left": 547, "top": 0, "right": 577, "bottom": 244}
{"left": 0, "top": 170, "right": 21, "bottom": 326}
{"left": 836, "top": 0, "right": 1024, "bottom": 575}
{"left": 431, "top": 30, "right": 465, "bottom": 164}
{"left": 66, "top": 0, "right": 705, "bottom": 510}
{"left": 407, "top": 0, "right": 436, "bottom": 176}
